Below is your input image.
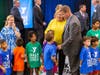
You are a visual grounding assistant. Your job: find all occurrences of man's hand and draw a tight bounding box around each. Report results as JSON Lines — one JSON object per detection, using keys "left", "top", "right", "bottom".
{"left": 57, "top": 45, "right": 62, "bottom": 50}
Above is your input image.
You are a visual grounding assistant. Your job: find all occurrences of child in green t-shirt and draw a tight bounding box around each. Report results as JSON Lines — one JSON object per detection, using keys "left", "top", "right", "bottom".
{"left": 26, "top": 31, "right": 43, "bottom": 75}
{"left": 86, "top": 19, "right": 100, "bottom": 49}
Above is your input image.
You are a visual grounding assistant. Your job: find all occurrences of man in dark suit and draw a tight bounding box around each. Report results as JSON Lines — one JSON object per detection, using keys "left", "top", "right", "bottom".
{"left": 10, "top": 0, "right": 24, "bottom": 39}
{"left": 92, "top": 0, "right": 100, "bottom": 21}
{"left": 33, "top": 0, "right": 46, "bottom": 45}
{"left": 58, "top": 5, "right": 82, "bottom": 75}
{"left": 74, "top": 4, "right": 90, "bottom": 37}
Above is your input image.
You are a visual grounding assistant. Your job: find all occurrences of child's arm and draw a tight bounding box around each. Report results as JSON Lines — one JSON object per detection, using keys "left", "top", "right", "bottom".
{"left": 51, "top": 56, "right": 58, "bottom": 66}
{"left": 80, "top": 60, "right": 82, "bottom": 67}
{"left": 40, "top": 53, "right": 44, "bottom": 65}
{"left": 21, "top": 54, "right": 25, "bottom": 59}
{"left": 20, "top": 49, "right": 25, "bottom": 59}
{"left": 0, "top": 65, "right": 6, "bottom": 73}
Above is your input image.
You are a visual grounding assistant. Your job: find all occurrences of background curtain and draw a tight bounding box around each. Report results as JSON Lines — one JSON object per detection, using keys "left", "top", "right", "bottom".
{"left": 0, "top": 0, "right": 13, "bottom": 30}
{"left": 40, "top": 0, "right": 91, "bottom": 24}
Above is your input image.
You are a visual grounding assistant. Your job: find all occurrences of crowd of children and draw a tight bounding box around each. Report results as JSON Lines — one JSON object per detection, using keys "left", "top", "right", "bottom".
{"left": 80, "top": 20, "right": 100, "bottom": 75}
{"left": 0, "top": 30, "right": 57, "bottom": 75}
{"left": 80, "top": 36, "right": 100, "bottom": 75}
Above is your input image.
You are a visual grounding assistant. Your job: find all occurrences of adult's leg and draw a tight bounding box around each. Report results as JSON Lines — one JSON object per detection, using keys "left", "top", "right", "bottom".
{"left": 68, "top": 54, "right": 80, "bottom": 75}
{"left": 59, "top": 50, "right": 65, "bottom": 75}
{"left": 36, "top": 29, "right": 44, "bottom": 46}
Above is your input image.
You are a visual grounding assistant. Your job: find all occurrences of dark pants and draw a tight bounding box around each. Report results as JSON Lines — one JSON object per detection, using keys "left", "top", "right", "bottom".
{"left": 59, "top": 50, "right": 65, "bottom": 75}
{"left": 46, "top": 69, "right": 53, "bottom": 75}
{"left": 11, "top": 71, "right": 17, "bottom": 75}
{"left": 24, "top": 62, "right": 30, "bottom": 75}
{"left": 68, "top": 54, "right": 80, "bottom": 75}
{"left": 35, "top": 29, "right": 44, "bottom": 46}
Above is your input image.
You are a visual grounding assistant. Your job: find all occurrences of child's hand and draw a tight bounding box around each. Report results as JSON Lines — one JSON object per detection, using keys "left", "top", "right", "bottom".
{"left": 55, "top": 61, "right": 58, "bottom": 66}
{"left": 40, "top": 65, "right": 44, "bottom": 71}
{"left": 2, "top": 67, "right": 6, "bottom": 73}
{"left": 21, "top": 54, "right": 25, "bottom": 59}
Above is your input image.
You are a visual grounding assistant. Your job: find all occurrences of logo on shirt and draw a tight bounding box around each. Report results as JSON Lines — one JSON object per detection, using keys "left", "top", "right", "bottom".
{"left": 32, "top": 47, "right": 37, "bottom": 53}
{"left": 95, "top": 34, "right": 99, "bottom": 38}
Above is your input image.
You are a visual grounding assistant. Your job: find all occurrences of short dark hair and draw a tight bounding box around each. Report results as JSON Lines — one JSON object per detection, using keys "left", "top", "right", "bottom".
{"left": 45, "top": 30, "right": 54, "bottom": 42}
{"left": 92, "top": 19, "right": 100, "bottom": 25}
{"left": 28, "top": 31, "right": 37, "bottom": 39}
{"left": 83, "top": 36, "right": 91, "bottom": 42}
{"left": 16, "top": 38, "right": 24, "bottom": 47}
{"left": 79, "top": 4, "right": 86, "bottom": 10}
{"left": 0, "top": 39, "right": 6, "bottom": 44}
{"left": 91, "top": 36, "right": 99, "bottom": 45}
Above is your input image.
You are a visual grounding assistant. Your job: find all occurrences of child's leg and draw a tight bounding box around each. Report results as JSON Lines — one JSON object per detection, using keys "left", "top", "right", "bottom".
{"left": 46, "top": 69, "right": 53, "bottom": 75}
{"left": 30, "top": 68, "right": 33, "bottom": 75}
{"left": 98, "top": 70, "right": 100, "bottom": 75}
{"left": 16, "top": 71, "right": 24, "bottom": 75}
{"left": 35, "top": 68, "right": 39, "bottom": 75}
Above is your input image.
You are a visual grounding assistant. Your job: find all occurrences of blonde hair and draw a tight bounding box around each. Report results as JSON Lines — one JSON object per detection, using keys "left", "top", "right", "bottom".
{"left": 55, "top": 4, "right": 63, "bottom": 11}
{"left": 5, "top": 15, "right": 14, "bottom": 26}
{"left": 54, "top": 9, "right": 63, "bottom": 18}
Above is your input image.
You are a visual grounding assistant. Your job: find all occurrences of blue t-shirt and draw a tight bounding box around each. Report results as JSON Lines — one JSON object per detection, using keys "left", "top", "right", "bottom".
{"left": 90, "top": 47, "right": 100, "bottom": 70}
{"left": 0, "top": 49, "right": 12, "bottom": 75}
{"left": 80, "top": 46, "right": 93, "bottom": 74}
{"left": 44, "top": 43, "right": 56, "bottom": 70}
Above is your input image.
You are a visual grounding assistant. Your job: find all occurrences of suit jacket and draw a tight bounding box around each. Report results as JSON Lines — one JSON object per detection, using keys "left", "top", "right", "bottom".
{"left": 10, "top": 6, "right": 24, "bottom": 30}
{"left": 62, "top": 15, "right": 82, "bottom": 55}
{"left": 92, "top": 4, "right": 100, "bottom": 21}
{"left": 33, "top": 5, "right": 44, "bottom": 30}
{"left": 74, "top": 11, "right": 89, "bottom": 32}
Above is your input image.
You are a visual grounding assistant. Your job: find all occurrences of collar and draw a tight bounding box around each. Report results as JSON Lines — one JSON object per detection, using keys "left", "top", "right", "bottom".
{"left": 79, "top": 11, "right": 85, "bottom": 15}
{"left": 35, "top": 4, "right": 40, "bottom": 8}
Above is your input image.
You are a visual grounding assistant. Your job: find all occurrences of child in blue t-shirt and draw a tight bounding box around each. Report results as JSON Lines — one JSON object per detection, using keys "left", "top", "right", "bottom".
{"left": 44, "top": 30, "right": 58, "bottom": 75}
{"left": 0, "top": 39, "right": 12, "bottom": 75}
{"left": 80, "top": 36, "right": 93, "bottom": 75}
{"left": 90, "top": 36, "right": 100, "bottom": 75}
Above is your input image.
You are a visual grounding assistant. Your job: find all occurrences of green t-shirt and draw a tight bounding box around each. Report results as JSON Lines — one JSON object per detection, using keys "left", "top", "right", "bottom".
{"left": 86, "top": 29, "right": 100, "bottom": 48}
{"left": 26, "top": 42, "right": 42, "bottom": 68}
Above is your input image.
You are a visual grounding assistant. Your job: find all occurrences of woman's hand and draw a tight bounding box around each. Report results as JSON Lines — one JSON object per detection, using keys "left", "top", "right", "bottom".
{"left": 14, "top": 30, "right": 21, "bottom": 38}
{"left": 12, "top": 23, "right": 16, "bottom": 31}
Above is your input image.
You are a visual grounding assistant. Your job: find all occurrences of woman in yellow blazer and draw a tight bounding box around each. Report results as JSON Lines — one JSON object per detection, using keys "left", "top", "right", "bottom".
{"left": 45, "top": 9, "right": 66, "bottom": 45}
